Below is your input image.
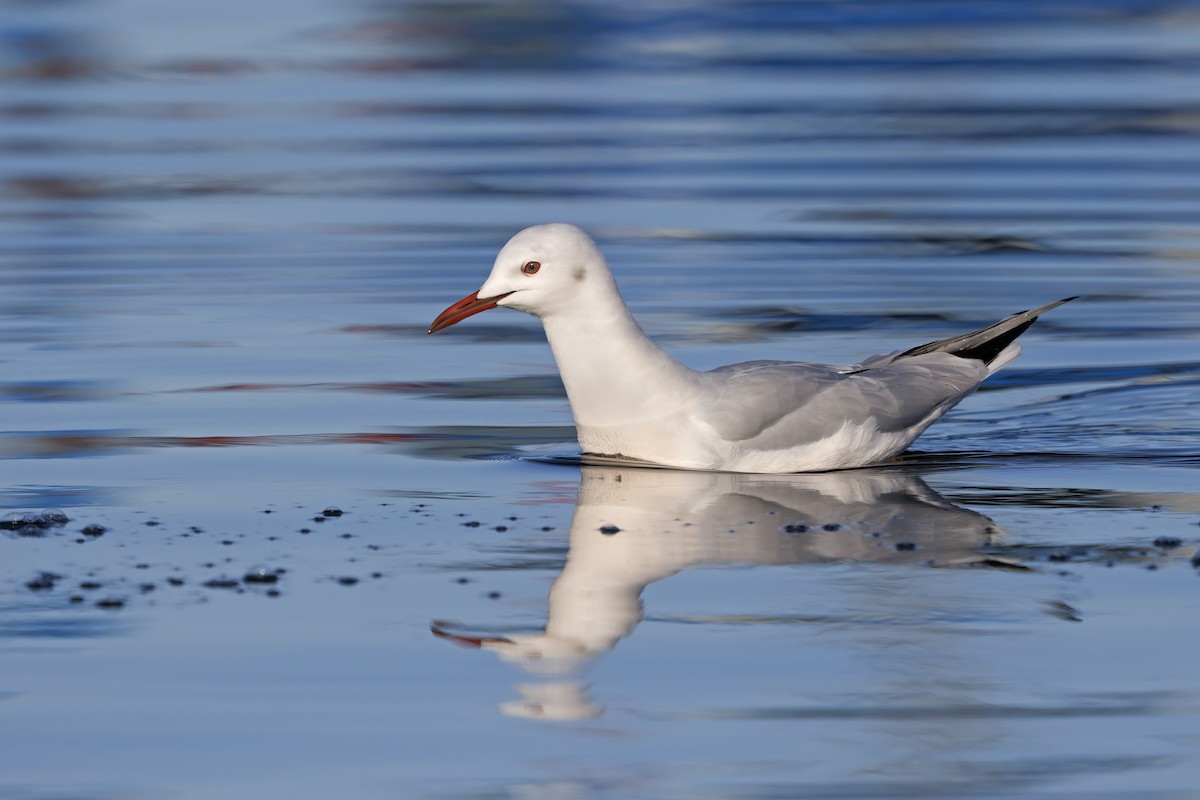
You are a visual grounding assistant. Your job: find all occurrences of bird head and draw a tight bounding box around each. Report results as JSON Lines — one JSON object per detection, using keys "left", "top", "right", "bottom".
{"left": 428, "top": 223, "right": 610, "bottom": 333}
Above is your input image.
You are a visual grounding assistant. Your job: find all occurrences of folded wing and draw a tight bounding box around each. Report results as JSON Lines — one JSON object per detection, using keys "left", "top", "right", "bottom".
{"left": 699, "top": 297, "right": 1076, "bottom": 447}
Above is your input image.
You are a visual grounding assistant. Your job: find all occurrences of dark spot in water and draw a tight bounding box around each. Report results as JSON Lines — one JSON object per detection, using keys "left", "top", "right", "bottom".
{"left": 1044, "top": 600, "right": 1082, "bottom": 622}
{"left": 79, "top": 581, "right": 102, "bottom": 590}
{"left": 144, "top": 520, "right": 160, "bottom": 527}
{"left": 463, "top": 520, "right": 481, "bottom": 528}
{"left": 1146, "top": 564, "right": 1158, "bottom": 571}
{"left": 221, "top": 540, "right": 234, "bottom": 546}
{"left": 262, "top": 509, "right": 273, "bottom": 514}
{"left": 81, "top": 524, "right": 106, "bottom": 537}
{"left": 243, "top": 569, "right": 279, "bottom": 584}
{"left": 822, "top": 523, "right": 841, "bottom": 531}
{"left": 340, "top": 533, "right": 352, "bottom": 539}
{"left": 26, "top": 572, "right": 60, "bottom": 591}
{"left": 1153, "top": 536, "right": 1182, "bottom": 548}
{"left": 323, "top": 507, "right": 343, "bottom": 517}
{"left": 895, "top": 542, "right": 917, "bottom": 551}
{"left": 783, "top": 524, "right": 808, "bottom": 534}
{"left": 541, "top": 526, "right": 555, "bottom": 532}
{"left": 135, "top": 563, "right": 149, "bottom": 569}
{"left": 68, "top": 595, "right": 84, "bottom": 604}
{"left": 95, "top": 598, "right": 125, "bottom": 610}
{"left": 1048, "top": 552, "right": 1072, "bottom": 562}
{"left": 337, "top": 576, "right": 358, "bottom": 586}
{"left": 299, "top": 528, "right": 311, "bottom": 534}
{"left": 494, "top": 525, "right": 508, "bottom": 532}
{"left": 190, "top": 526, "right": 203, "bottom": 533}
{"left": 487, "top": 591, "right": 501, "bottom": 599}
{"left": 167, "top": 577, "right": 185, "bottom": 587}
{"left": 0, "top": 514, "right": 29, "bottom": 532}
{"left": 371, "top": 572, "right": 382, "bottom": 579}
{"left": 312, "top": 516, "right": 325, "bottom": 523}
{"left": 139, "top": 583, "right": 156, "bottom": 593}
{"left": 203, "top": 578, "right": 240, "bottom": 589}
{"left": 4, "top": 510, "right": 71, "bottom": 537}
{"left": 978, "top": 558, "right": 1032, "bottom": 572}
{"left": 599, "top": 525, "right": 620, "bottom": 535}
{"left": 456, "top": 577, "right": 470, "bottom": 584}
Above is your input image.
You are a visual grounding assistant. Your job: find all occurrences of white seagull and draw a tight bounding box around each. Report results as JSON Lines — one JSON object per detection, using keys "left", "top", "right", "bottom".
{"left": 429, "top": 223, "right": 1074, "bottom": 473}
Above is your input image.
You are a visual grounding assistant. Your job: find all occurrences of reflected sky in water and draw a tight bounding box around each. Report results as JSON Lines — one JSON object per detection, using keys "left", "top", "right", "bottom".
{"left": 1, "top": 1, "right": 1200, "bottom": 798}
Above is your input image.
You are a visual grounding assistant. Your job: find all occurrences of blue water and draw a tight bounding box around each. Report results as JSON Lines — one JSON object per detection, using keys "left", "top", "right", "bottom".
{"left": 2, "top": 1, "right": 1199, "bottom": 798}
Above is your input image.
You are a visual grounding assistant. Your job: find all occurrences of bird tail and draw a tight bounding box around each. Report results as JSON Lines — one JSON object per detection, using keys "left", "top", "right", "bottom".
{"left": 894, "top": 297, "right": 1076, "bottom": 368}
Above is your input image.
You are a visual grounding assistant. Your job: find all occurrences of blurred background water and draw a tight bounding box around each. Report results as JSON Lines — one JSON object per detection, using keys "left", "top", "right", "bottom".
{"left": 2, "top": 1, "right": 1199, "bottom": 798}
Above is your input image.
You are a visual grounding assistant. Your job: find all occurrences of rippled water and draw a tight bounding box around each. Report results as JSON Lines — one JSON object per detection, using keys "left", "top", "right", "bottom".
{"left": 3, "top": 1, "right": 1200, "bottom": 798}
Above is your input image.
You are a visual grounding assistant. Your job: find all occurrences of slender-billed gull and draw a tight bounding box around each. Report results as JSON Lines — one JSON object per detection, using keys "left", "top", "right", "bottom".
{"left": 429, "top": 223, "right": 1073, "bottom": 473}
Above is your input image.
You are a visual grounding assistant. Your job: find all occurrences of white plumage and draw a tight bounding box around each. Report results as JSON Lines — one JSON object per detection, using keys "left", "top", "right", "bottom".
{"left": 430, "top": 223, "right": 1073, "bottom": 473}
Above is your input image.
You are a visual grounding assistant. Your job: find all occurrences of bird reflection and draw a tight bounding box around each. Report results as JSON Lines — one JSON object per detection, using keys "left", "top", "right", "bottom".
{"left": 434, "top": 465, "right": 1014, "bottom": 721}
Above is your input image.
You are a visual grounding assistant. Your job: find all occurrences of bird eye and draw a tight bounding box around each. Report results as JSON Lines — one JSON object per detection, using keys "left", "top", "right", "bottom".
{"left": 522, "top": 261, "right": 541, "bottom": 275}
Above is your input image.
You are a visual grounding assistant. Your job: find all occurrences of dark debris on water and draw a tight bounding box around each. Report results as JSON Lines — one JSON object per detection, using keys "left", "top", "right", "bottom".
{"left": 4, "top": 503, "right": 396, "bottom": 610}
{"left": 243, "top": 568, "right": 281, "bottom": 584}
{"left": 7, "top": 499, "right": 1196, "bottom": 625}
{"left": 25, "top": 571, "right": 62, "bottom": 591}
{"left": 2, "top": 508, "right": 71, "bottom": 538}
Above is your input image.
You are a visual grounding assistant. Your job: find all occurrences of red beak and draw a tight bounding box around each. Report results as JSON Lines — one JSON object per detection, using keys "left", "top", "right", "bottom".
{"left": 428, "top": 290, "right": 513, "bottom": 334}
{"left": 431, "top": 624, "right": 514, "bottom": 648}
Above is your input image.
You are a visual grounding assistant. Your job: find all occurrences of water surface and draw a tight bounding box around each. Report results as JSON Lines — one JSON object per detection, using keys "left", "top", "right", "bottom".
{"left": 2, "top": 1, "right": 1199, "bottom": 798}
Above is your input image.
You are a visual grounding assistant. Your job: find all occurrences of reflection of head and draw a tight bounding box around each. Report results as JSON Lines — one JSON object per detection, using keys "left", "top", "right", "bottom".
{"left": 477, "top": 633, "right": 599, "bottom": 674}
{"left": 437, "top": 465, "right": 1006, "bottom": 720}
{"left": 500, "top": 682, "right": 603, "bottom": 721}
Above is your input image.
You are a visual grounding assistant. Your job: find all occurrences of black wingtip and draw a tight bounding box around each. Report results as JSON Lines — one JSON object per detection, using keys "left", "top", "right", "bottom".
{"left": 895, "top": 295, "right": 1075, "bottom": 367}
{"left": 952, "top": 319, "right": 1037, "bottom": 364}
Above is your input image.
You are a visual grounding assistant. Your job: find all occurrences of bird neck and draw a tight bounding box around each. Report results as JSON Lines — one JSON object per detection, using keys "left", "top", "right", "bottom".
{"left": 540, "top": 287, "right": 693, "bottom": 429}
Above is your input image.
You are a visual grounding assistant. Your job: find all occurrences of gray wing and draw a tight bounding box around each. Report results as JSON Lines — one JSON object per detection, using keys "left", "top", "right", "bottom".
{"left": 697, "top": 353, "right": 988, "bottom": 445}
{"left": 699, "top": 297, "right": 1076, "bottom": 446}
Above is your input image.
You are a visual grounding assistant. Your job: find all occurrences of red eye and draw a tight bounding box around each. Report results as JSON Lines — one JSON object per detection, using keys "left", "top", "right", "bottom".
{"left": 522, "top": 261, "right": 541, "bottom": 275}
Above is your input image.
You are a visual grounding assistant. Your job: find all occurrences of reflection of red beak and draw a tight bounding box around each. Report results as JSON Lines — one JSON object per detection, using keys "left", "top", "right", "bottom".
{"left": 431, "top": 624, "right": 514, "bottom": 648}
{"left": 428, "top": 291, "right": 513, "bottom": 334}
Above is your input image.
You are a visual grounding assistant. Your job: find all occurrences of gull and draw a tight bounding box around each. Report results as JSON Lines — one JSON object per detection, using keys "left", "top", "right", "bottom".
{"left": 429, "top": 224, "right": 1074, "bottom": 473}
